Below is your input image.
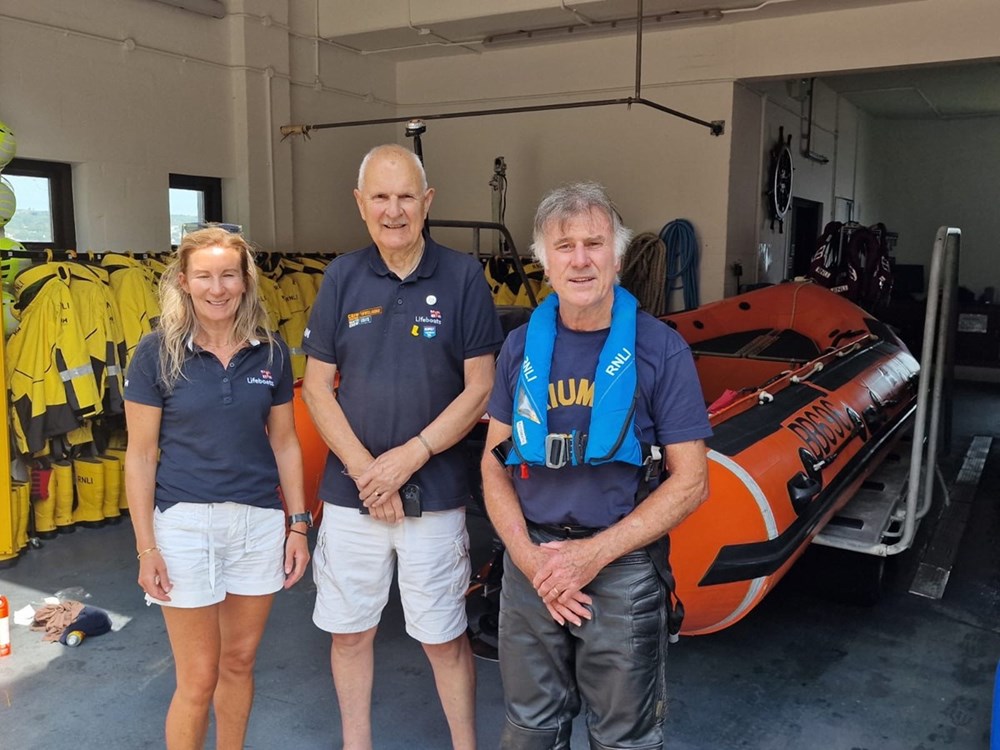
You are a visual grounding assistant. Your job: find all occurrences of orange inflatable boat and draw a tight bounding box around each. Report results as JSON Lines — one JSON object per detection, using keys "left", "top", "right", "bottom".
{"left": 662, "top": 281, "right": 918, "bottom": 633}
{"left": 295, "top": 281, "right": 920, "bottom": 639}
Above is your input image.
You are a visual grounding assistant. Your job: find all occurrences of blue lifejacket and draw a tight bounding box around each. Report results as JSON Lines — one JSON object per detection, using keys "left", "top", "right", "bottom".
{"left": 507, "top": 286, "right": 643, "bottom": 468}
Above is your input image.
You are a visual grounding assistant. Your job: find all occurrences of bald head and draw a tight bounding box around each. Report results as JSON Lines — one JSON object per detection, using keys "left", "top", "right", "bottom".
{"left": 353, "top": 144, "right": 435, "bottom": 256}
{"left": 357, "top": 144, "right": 428, "bottom": 193}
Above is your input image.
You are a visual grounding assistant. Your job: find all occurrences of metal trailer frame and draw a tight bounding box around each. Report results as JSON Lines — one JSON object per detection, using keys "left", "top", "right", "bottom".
{"left": 813, "top": 226, "right": 961, "bottom": 557}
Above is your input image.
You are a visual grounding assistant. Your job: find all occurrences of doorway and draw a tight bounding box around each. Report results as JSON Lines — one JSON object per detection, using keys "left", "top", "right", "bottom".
{"left": 787, "top": 198, "right": 823, "bottom": 279}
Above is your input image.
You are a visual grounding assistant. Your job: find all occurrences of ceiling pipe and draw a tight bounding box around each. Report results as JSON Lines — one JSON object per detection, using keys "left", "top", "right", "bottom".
{"left": 634, "top": 0, "right": 644, "bottom": 99}
{"left": 148, "top": 0, "right": 225, "bottom": 19}
{"left": 280, "top": 0, "right": 725, "bottom": 139}
{"left": 483, "top": 9, "right": 722, "bottom": 47}
{"left": 800, "top": 77, "right": 830, "bottom": 164}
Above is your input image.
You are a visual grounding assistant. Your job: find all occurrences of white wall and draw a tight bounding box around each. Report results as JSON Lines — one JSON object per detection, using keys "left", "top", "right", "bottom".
{"left": 748, "top": 78, "right": 871, "bottom": 285}
{"left": 0, "top": 0, "right": 393, "bottom": 253}
{"left": 866, "top": 116, "right": 1000, "bottom": 298}
{"left": 0, "top": 0, "right": 237, "bottom": 252}
{"left": 2, "top": 0, "right": 1000, "bottom": 275}
{"left": 726, "top": 83, "right": 764, "bottom": 297}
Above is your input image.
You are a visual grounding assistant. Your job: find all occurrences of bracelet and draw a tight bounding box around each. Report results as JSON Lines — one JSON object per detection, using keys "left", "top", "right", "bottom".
{"left": 416, "top": 432, "right": 434, "bottom": 458}
{"left": 136, "top": 546, "right": 160, "bottom": 560}
{"left": 288, "top": 528, "right": 308, "bottom": 537}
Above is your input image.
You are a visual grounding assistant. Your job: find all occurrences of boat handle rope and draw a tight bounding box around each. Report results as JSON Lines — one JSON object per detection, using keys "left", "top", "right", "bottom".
{"left": 790, "top": 361, "right": 824, "bottom": 383}
{"left": 835, "top": 342, "right": 863, "bottom": 357}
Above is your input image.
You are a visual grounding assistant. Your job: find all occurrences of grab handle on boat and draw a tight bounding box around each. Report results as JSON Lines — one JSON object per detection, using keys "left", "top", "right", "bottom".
{"left": 788, "top": 472, "right": 821, "bottom": 514}
{"left": 790, "top": 361, "right": 824, "bottom": 383}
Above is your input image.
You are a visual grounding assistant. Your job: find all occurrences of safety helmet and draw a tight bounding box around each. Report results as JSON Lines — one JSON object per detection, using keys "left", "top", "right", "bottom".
{"left": 2, "top": 289, "right": 17, "bottom": 336}
{"left": 0, "top": 177, "right": 15, "bottom": 227}
{"left": 0, "top": 121, "right": 15, "bottom": 171}
{"left": 0, "top": 237, "right": 28, "bottom": 288}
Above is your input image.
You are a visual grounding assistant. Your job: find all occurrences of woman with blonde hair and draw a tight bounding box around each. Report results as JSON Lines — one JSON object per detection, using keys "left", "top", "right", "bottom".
{"left": 125, "top": 227, "right": 311, "bottom": 749}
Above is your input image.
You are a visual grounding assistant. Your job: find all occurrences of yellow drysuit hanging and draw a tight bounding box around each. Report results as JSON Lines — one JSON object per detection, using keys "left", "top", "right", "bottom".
{"left": 102, "top": 254, "right": 160, "bottom": 365}
{"left": 6, "top": 264, "right": 102, "bottom": 456}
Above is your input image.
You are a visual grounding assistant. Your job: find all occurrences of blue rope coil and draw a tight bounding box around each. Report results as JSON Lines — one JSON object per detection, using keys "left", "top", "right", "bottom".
{"left": 658, "top": 219, "right": 699, "bottom": 311}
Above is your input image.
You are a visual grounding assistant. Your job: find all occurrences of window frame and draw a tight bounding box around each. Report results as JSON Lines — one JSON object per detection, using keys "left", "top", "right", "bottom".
{"left": 169, "top": 173, "right": 223, "bottom": 246}
{"left": 3, "top": 157, "right": 77, "bottom": 251}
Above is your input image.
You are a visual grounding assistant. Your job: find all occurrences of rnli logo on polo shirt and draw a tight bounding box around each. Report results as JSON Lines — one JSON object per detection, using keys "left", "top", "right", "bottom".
{"left": 413, "top": 309, "right": 443, "bottom": 329}
{"left": 347, "top": 306, "right": 383, "bottom": 328}
{"left": 247, "top": 369, "right": 275, "bottom": 387}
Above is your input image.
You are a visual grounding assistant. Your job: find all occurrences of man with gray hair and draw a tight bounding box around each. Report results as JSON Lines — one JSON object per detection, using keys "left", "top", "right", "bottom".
{"left": 302, "top": 144, "right": 503, "bottom": 749}
{"left": 481, "top": 181, "right": 712, "bottom": 749}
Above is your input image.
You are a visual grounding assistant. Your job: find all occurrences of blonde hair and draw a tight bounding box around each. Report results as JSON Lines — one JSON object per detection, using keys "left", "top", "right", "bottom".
{"left": 156, "top": 227, "right": 275, "bottom": 389}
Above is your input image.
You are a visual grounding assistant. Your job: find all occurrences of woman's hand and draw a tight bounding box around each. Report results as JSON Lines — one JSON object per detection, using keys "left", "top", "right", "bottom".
{"left": 138, "top": 550, "right": 173, "bottom": 601}
{"left": 283, "top": 531, "right": 311, "bottom": 588}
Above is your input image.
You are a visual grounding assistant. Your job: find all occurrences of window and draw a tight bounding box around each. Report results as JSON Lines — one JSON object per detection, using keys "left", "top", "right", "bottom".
{"left": 169, "top": 173, "right": 222, "bottom": 246}
{"left": 2, "top": 158, "right": 77, "bottom": 250}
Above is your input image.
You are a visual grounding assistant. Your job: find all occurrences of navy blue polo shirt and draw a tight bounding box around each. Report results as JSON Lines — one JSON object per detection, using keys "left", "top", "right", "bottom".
{"left": 302, "top": 238, "right": 503, "bottom": 511}
{"left": 124, "top": 331, "right": 294, "bottom": 511}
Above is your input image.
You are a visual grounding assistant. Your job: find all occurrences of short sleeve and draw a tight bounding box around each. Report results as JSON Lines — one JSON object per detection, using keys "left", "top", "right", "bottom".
{"left": 272, "top": 336, "right": 295, "bottom": 405}
{"left": 123, "top": 333, "right": 164, "bottom": 408}
{"left": 485, "top": 328, "right": 523, "bottom": 425}
{"left": 650, "top": 329, "right": 713, "bottom": 446}
{"left": 460, "top": 261, "right": 504, "bottom": 360}
{"left": 302, "top": 262, "right": 341, "bottom": 365}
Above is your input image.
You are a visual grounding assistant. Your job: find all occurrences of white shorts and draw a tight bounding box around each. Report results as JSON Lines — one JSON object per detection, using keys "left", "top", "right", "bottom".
{"left": 312, "top": 504, "right": 470, "bottom": 644}
{"left": 147, "top": 502, "right": 285, "bottom": 609}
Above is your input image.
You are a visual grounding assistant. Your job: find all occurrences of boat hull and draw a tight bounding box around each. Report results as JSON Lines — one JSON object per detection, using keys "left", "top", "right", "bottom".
{"left": 663, "top": 282, "right": 919, "bottom": 634}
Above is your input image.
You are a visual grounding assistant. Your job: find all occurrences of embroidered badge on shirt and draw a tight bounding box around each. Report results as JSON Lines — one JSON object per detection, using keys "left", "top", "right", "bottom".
{"left": 414, "top": 308, "right": 443, "bottom": 328}
{"left": 422, "top": 326, "right": 437, "bottom": 339}
{"left": 247, "top": 369, "right": 275, "bottom": 387}
{"left": 347, "top": 306, "right": 383, "bottom": 328}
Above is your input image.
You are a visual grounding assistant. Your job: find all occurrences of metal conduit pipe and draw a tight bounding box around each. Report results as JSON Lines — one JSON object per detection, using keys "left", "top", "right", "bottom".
{"left": 148, "top": 0, "right": 225, "bottom": 19}
{"left": 280, "top": 0, "right": 725, "bottom": 138}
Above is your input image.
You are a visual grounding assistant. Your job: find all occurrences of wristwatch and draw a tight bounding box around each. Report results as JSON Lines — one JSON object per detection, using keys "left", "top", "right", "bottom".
{"left": 287, "top": 511, "right": 313, "bottom": 528}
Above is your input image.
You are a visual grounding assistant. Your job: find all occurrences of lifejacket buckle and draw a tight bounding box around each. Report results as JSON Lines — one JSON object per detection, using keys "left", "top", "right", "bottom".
{"left": 544, "top": 433, "right": 571, "bottom": 469}
{"left": 643, "top": 445, "right": 663, "bottom": 483}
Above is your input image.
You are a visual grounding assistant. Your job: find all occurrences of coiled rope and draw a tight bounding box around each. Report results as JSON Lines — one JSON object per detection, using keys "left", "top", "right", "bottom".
{"left": 659, "top": 219, "right": 700, "bottom": 311}
{"left": 621, "top": 232, "right": 667, "bottom": 316}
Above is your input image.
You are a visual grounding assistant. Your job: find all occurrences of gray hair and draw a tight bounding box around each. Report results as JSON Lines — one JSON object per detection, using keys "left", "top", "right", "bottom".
{"left": 357, "top": 144, "right": 428, "bottom": 192}
{"left": 530, "top": 182, "right": 633, "bottom": 270}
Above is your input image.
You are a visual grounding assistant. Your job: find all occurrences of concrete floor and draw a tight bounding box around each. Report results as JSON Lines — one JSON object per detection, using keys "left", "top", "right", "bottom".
{"left": 1, "top": 381, "right": 998, "bottom": 749}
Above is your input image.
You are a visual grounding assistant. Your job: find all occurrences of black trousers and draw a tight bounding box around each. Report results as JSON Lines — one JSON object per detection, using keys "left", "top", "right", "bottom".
{"left": 498, "top": 527, "right": 668, "bottom": 750}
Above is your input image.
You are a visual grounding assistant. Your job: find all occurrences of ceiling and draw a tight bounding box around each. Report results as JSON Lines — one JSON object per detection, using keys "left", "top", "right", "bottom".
{"left": 320, "top": 0, "right": 912, "bottom": 61}
{"left": 317, "top": 0, "right": 1000, "bottom": 120}
{"left": 821, "top": 62, "right": 1000, "bottom": 120}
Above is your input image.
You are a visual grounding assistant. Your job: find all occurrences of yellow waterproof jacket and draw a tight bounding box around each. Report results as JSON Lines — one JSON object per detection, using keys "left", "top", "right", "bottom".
{"left": 102, "top": 254, "right": 160, "bottom": 365}
{"left": 258, "top": 274, "right": 291, "bottom": 334}
{"left": 6, "top": 264, "right": 102, "bottom": 455}
{"left": 272, "top": 265, "right": 308, "bottom": 380}
{"left": 298, "top": 255, "right": 329, "bottom": 297}
{"left": 63, "top": 262, "right": 126, "bottom": 416}
{"left": 483, "top": 257, "right": 553, "bottom": 307}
